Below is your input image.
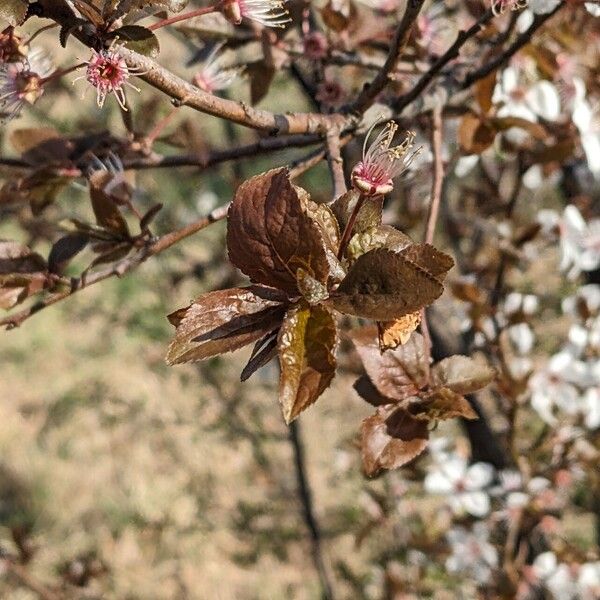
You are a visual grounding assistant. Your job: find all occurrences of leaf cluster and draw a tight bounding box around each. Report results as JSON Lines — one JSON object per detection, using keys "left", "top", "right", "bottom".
{"left": 167, "top": 168, "right": 454, "bottom": 425}
{"left": 351, "top": 327, "right": 495, "bottom": 476}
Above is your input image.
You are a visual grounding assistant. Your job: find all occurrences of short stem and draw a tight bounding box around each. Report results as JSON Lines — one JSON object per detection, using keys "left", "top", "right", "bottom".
{"left": 39, "top": 63, "right": 85, "bottom": 85}
{"left": 24, "top": 23, "right": 59, "bottom": 46}
{"left": 148, "top": 5, "right": 220, "bottom": 31}
{"left": 337, "top": 193, "right": 366, "bottom": 260}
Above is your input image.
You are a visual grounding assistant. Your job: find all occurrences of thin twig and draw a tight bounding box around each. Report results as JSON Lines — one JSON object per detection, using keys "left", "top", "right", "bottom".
{"left": 349, "top": 0, "right": 426, "bottom": 114}
{"left": 424, "top": 104, "right": 444, "bottom": 246}
{"left": 461, "top": 3, "right": 565, "bottom": 89}
{"left": 0, "top": 133, "right": 323, "bottom": 174}
{"left": 289, "top": 421, "right": 336, "bottom": 600}
{"left": 394, "top": 9, "right": 494, "bottom": 115}
{"left": 421, "top": 104, "right": 444, "bottom": 358}
{"left": 326, "top": 130, "right": 346, "bottom": 198}
{"left": 148, "top": 5, "right": 218, "bottom": 30}
{"left": 0, "top": 204, "right": 229, "bottom": 330}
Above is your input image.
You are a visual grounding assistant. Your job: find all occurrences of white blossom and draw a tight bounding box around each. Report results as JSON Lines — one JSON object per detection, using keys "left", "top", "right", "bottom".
{"left": 446, "top": 523, "right": 498, "bottom": 584}
{"left": 424, "top": 455, "right": 494, "bottom": 517}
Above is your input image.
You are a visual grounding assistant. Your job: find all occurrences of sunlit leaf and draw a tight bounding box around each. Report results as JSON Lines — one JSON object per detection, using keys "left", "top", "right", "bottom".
{"left": 430, "top": 355, "right": 496, "bottom": 395}
{"left": 361, "top": 406, "right": 429, "bottom": 477}
{"left": 166, "top": 286, "right": 287, "bottom": 365}
{"left": 331, "top": 248, "right": 444, "bottom": 321}
{"left": 350, "top": 326, "right": 429, "bottom": 402}
{"left": 227, "top": 168, "right": 330, "bottom": 295}
{"left": 278, "top": 303, "right": 337, "bottom": 423}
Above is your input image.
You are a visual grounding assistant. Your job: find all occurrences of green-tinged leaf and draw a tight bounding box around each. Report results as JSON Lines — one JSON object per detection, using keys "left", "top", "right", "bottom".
{"left": 350, "top": 326, "right": 429, "bottom": 402}
{"left": 331, "top": 189, "right": 382, "bottom": 235}
{"left": 166, "top": 286, "right": 287, "bottom": 365}
{"left": 361, "top": 406, "right": 429, "bottom": 477}
{"left": 430, "top": 355, "right": 496, "bottom": 395}
{"left": 112, "top": 25, "right": 160, "bottom": 57}
{"left": 296, "top": 268, "right": 329, "bottom": 305}
{"left": 347, "top": 225, "right": 412, "bottom": 262}
{"left": 0, "top": 0, "right": 28, "bottom": 26}
{"left": 331, "top": 248, "right": 444, "bottom": 321}
{"left": 278, "top": 303, "right": 337, "bottom": 424}
{"left": 412, "top": 387, "right": 478, "bottom": 421}
{"left": 227, "top": 168, "right": 330, "bottom": 295}
{"left": 299, "top": 194, "right": 340, "bottom": 254}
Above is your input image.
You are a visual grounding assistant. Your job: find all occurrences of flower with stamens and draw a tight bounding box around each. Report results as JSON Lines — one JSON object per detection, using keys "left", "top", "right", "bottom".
{"left": 351, "top": 121, "right": 418, "bottom": 196}
{"left": 220, "top": 0, "right": 291, "bottom": 28}
{"left": 192, "top": 46, "right": 244, "bottom": 94}
{"left": 491, "top": 0, "right": 529, "bottom": 16}
{"left": 76, "top": 48, "right": 141, "bottom": 110}
{"left": 0, "top": 47, "right": 53, "bottom": 121}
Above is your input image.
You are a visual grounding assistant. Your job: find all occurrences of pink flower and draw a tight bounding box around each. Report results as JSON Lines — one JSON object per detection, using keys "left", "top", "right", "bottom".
{"left": 492, "top": 0, "right": 529, "bottom": 16}
{"left": 0, "top": 47, "right": 53, "bottom": 121}
{"left": 193, "top": 46, "right": 243, "bottom": 94}
{"left": 351, "top": 121, "right": 417, "bottom": 196}
{"left": 221, "top": 0, "right": 291, "bottom": 28}
{"left": 77, "top": 49, "right": 141, "bottom": 110}
{"left": 303, "top": 32, "right": 328, "bottom": 60}
{"left": 315, "top": 78, "right": 345, "bottom": 109}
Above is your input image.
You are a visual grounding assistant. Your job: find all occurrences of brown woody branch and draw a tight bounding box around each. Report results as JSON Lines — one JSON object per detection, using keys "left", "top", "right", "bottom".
{"left": 0, "top": 133, "right": 322, "bottom": 173}
{"left": 349, "top": 0, "right": 426, "bottom": 114}
{"left": 2, "top": 560, "right": 59, "bottom": 600}
{"left": 118, "top": 47, "right": 349, "bottom": 135}
{"left": 0, "top": 204, "right": 229, "bottom": 330}
{"left": 325, "top": 130, "right": 347, "bottom": 198}
{"left": 394, "top": 8, "right": 495, "bottom": 115}
{"left": 461, "top": 2, "right": 565, "bottom": 89}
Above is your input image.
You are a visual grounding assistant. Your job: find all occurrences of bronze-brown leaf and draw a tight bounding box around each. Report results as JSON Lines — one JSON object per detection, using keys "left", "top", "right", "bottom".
{"left": 361, "top": 406, "right": 429, "bottom": 477}
{"left": 350, "top": 327, "right": 429, "bottom": 402}
{"left": 398, "top": 244, "right": 454, "bottom": 282}
{"left": 278, "top": 303, "right": 337, "bottom": 424}
{"left": 430, "top": 355, "right": 496, "bottom": 395}
{"left": 166, "top": 286, "right": 287, "bottom": 365}
{"left": 411, "top": 387, "right": 478, "bottom": 421}
{"left": 227, "top": 168, "right": 330, "bottom": 296}
{"left": 331, "top": 248, "right": 444, "bottom": 321}
{"left": 89, "top": 171, "right": 130, "bottom": 239}
{"left": 377, "top": 311, "right": 421, "bottom": 352}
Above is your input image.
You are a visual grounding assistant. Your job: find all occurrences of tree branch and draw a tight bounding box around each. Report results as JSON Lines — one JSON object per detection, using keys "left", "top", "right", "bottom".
{"left": 0, "top": 204, "right": 229, "bottom": 330}
{"left": 460, "top": 3, "right": 565, "bottom": 89}
{"left": 349, "top": 0, "right": 426, "bottom": 114}
{"left": 394, "top": 8, "right": 494, "bottom": 115}
{"left": 289, "top": 421, "right": 336, "bottom": 600}
{"left": 118, "top": 47, "right": 349, "bottom": 135}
